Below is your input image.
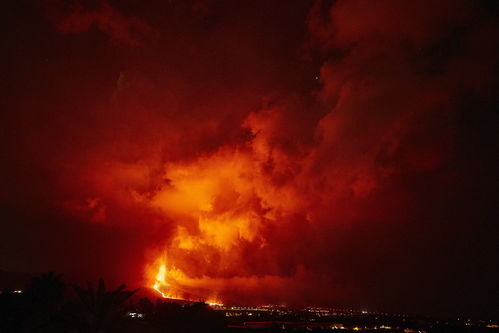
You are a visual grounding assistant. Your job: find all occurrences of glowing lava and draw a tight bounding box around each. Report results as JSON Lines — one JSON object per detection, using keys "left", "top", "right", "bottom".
{"left": 152, "top": 262, "right": 224, "bottom": 306}
{"left": 152, "top": 264, "right": 170, "bottom": 298}
{"left": 152, "top": 263, "right": 185, "bottom": 300}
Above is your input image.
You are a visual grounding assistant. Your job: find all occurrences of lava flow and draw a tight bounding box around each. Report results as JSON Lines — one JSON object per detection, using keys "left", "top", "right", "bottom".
{"left": 152, "top": 262, "right": 223, "bottom": 306}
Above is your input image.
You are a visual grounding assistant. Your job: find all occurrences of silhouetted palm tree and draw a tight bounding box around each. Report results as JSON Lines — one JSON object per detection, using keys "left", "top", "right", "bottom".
{"left": 70, "top": 278, "right": 139, "bottom": 332}
{"left": 25, "top": 271, "right": 65, "bottom": 308}
{"left": 24, "top": 271, "right": 66, "bottom": 332}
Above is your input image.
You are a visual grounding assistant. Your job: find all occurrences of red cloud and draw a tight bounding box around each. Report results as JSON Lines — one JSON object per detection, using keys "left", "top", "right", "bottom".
{"left": 52, "top": 0, "right": 153, "bottom": 46}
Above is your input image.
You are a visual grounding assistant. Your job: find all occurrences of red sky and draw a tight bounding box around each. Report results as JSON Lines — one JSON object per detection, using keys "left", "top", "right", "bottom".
{"left": 1, "top": 0, "right": 498, "bottom": 319}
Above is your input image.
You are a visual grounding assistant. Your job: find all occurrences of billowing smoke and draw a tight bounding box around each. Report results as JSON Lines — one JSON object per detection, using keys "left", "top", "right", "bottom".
{"left": 1, "top": 0, "right": 498, "bottom": 318}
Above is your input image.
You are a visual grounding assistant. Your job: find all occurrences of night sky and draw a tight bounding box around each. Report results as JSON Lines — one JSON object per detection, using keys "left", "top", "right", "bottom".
{"left": 1, "top": 0, "right": 498, "bottom": 320}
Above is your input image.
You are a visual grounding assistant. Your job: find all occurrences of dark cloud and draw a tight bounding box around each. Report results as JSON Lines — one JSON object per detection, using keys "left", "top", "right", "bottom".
{"left": 48, "top": 0, "right": 154, "bottom": 46}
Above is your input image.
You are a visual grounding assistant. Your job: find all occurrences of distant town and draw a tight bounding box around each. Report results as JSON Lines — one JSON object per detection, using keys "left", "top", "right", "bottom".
{"left": 174, "top": 303, "right": 499, "bottom": 332}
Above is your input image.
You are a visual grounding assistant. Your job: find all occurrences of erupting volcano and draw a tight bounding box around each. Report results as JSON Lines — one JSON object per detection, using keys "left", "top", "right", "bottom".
{"left": 152, "top": 263, "right": 223, "bottom": 306}
{"left": 142, "top": 144, "right": 315, "bottom": 305}
{"left": 2, "top": 0, "right": 498, "bottom": 321}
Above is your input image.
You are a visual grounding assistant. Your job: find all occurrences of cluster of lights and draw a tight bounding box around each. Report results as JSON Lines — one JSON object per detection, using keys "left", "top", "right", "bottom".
{"left": 205, "top": 301, "right": 224, "bottom": 307}
{"left": 127, "top": 312, "right": 144, "bottom": 318}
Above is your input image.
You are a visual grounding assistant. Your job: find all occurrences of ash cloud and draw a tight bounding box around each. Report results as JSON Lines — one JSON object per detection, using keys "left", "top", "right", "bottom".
{"left": 48, "top": 0, "right": 154, "bottom": 46}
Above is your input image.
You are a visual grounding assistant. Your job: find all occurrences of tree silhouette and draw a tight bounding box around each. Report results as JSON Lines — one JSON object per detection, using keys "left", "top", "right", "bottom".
{"left": 1, "top": 272, "right": 229, "bottom": 333}
{"left": 69, "top": 278, "right": 139, "bottom": 332}
{"left": 25, "top": 271, "right": 65, "bottom": 308}
{"left": 24, "top": 271, "right": 66, "bottom": 332}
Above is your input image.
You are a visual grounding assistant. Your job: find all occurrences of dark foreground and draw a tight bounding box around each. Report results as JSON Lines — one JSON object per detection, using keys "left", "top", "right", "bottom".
{"left": 0, "top": 272, "right": 497, "bottom": 332}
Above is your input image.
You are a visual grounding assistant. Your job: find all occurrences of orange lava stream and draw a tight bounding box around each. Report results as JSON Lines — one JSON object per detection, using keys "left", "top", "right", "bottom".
{"left": 152, "top": 263, "right": 224, "bottom": 307}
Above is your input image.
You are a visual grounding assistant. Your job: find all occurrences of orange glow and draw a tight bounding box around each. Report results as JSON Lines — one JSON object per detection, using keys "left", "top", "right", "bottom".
{"left": 151, "top": 262, "right": 188, "bottom": 301}
{"left": 144, "top": 146, "right": 303, "bottom": 303}
{"left": 152, "top": 262, "right": 224, "bottom": 306}
{"left": 152, "top": 264, "right": 170, "bottom": 298}
{"left": 8, "top": 0, "right": 497, "bottom": 319}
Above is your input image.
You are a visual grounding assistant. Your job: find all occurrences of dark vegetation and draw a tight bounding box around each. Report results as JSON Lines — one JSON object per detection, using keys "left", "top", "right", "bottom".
{"left": 0, "top": 272, "right": 225, "bottom": 333}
